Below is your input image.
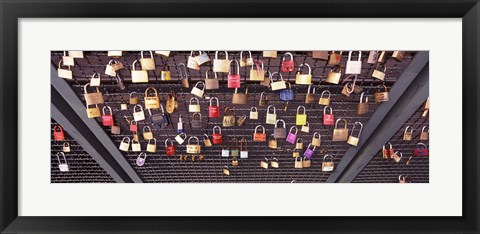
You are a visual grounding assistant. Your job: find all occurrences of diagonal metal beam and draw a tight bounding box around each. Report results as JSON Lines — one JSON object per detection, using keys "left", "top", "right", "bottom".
{"left": 336, "top": 64, "right": 429, "bottom": 183}
{"left": 327, "top": 51, "right": 429, "bottom": 183}
{"left": 51, "top": 66, "right": 142, "bottom": 183}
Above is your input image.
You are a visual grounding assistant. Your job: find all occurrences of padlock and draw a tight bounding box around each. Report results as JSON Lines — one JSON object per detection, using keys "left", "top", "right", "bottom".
{"left": 120, "top": 102, "right": 128, "bottom": 110}
{"left": 403, "top": 126, "right": 413, "bottom": 140}
{"left": 347, "top": 122, "right": 364, "bottom": 146}
{"left": 231, "top": 157, "right": 239, "bottom": 166}
{"left": 62, "top": 51, "right": 74, "bottom": 66}
{"left": 111, "top": 125, "right": 121, "bottom": 135}
{"left": 367, "top": 51, "right": 379, "bottom": 64}
{"left": 136, "top": 152, "right": 148, "bottom": 167}
{"left": 274, "top": 119, "right": 287, "bottom": 139}
{"left": 382, "top": 142, "right": 394, "bottom": 159}
{"left": 131, "top": 60, "right": 149, "bottom": 83}
{"left": 89, "top": 73, "right": 101, "bottom": 86}
{"left": 345, "top": 51, "right": 362, "bottom": 74}
{"left": 302, "top": 157, "right": 311, "bottom": 168}
{"left": 165, "top": 139, "right": 176, "bottom": 156}
{"left": 129, "top": 120, "right": 138, "bottom": 132}
{"left": 332, "top": 118, "right": 349, "bottom": 142}
{"left": 286, "top": 126, "right": 298, "bottom": 144}
{"left": 155, "top": 51, "right": 170, "bottom": 57}
{"left": 296, "top": 106, "right": 307, "bottom": 125}
{"left": 259, "top": 91, "right": 268, "bottom": 107}
{"left": 213, "top": 51, "right": 230, "bottom": 73}
{"left": 129, "top": 92, "right": 139, "bottom": 105}
{"left": 187, "top": 51, "right": 201, "bottom": 70}
{"left": 293, "top": 149, "right": 300, "bottom": 158}
{"left": 140, "top": 51, "right": 156, "bottom": 70}
{"left": 301, "top": 122, "right": 310, "bottom": 133}
{"left": 161, "top": 64, "right": 171, "bottom": 81}
{"left": 294, "top": 157, "right": 303, "bottom": 168}
{"left": 144, "top": 87, "right": 160, "bottom": 110}
{"left": 270, "top": 72, "right": 286, "bottom": 91}
{"left": 328, "top": 51, "right": 342, "bottom": 65}
{"left": 321, "top": 155, "right": 335, "bottom": 172}
{"left": 260, "top": 71, "right": 272, "bottom": 87}
{"left": 86, "top": 104, "right": 101, "bottom": 118}
{"left": 399, "top": 175, "right": 407, "bottom": 183}
{"left": 57, "top": 152, "right": 69, "bottom": 172}
{"left": 230, "top": 138, "right": 239, "bottom": 157}
{"left": 105, "top": 59, "right": 124, "bottom": 77}
{"left": 268, "top": 135, "right": 278, "bottom": 149}
{"left": 280, "top": 82, "right": 294, "bottom": 101}
{"left": 191, "top": 113, "right": 202, "bottom": 129}
{"left": 391, "top": 51, "right": 405, "bottom": 62}
{"left": 249, "top": 61, "right": 265, "bottom": 81}
{"left": 237, "top": 114, "right": 247, "bottom": 127}
{"left": 191, "top": 81, "right": 205, "bottom": 98}
{"left": 372, "top": 63, "right": 387, "bottom": 80}
{"left": 115, "top": 75, "right": 126, "bottom": 91}
{"left": 253, "top": 125, "right": 267, "bottom": 142}
{"left": 232, "top": 87, "right": 249, "bottom": 105}
{"left": 148, "top": 105, "right": 169, "bottom": 130}
{"left": 186, "top": 136, "right": 201, "bottom": 154}
{"left": 296, "top": 138, "right": 304, "bottom": 149}
{"left": 188, "top": 97, "right": 201, "bottom": 113}
{"left": 341, "top": 75, "right": 357, "bottom": 97}
{"left": 305, "top": 85, "right": 316, "bottom": 104}
{"left": 295, "top": 62, "right": 312, "bottom": 85}
{"left": 250, "top": 107, "right": 259, "bottom": 120}
{"left": 222, "top": 107, "right": 236, "bottom": 127}
{"left": 392, "top": 151, "right": 403, "bottom": 163}
{"left": 228, "top": 60, "right": 241, "bottom": 88}
{"left": 147, "top": 138, "right": 157, "bottom": 153}
{"left": 377, "top": 51, "right": 388, "bottom": 64}
{"left": 142, "top": 126, "right": 153, "bottom": 140}
{"left": 420, "top": 126, "right": 429, "bottom": 140}
{"left": 208, "top": 97, "right": 220, "bottom": 118}
{"left": 101, "top": 105, "right": 114, "bottom": 126}
{"left": 414, "top": 143, "right": 429, "bottom": 156}
{"left": 316, "top": 90, "right": 331, "bottom": 107}
{"left": 175, "top": 133, "right": 187, "bottom": 145}
{"left": 280, "top": 52, "right": 295, "bottom": 72}
{"left": 323, "top": 106, "right": 334, "bottom": 126}
{"left": 271, "top": 157, "right": 279, "bottom": 168}
{"left": 205, "top": 69, "right": 219, "bottom": 90}
{"left": 195, "top": 51, "right": 211, "bottom": 65}
{"left": 263, "top": 51, "right": 277, "bottom": 58}
{"left": 63, "top": 142, "right": 71, "bottom": 152}
{"left": 118, "top": 137, "right": 130, "bottom": 152}
{"left": 325, "top": 65, "right": 342, "bottom": 84}
{"left": 240, "top": 51, "right": 254, "bottom": 67}
{"left": 57, "top": 61, "right": 72, "bottom": 79}
{"left": 240, "top": 137, "right": 248, "bottom": 159}
{"left": 133, "top": 104, "right": 145, "bottom": 122}
{"left": 203, "top": 134, "right": 212, "bottom": 147}
{"left": 312, "top": 132, "right": 321, "bottom": 147}
{"left": 357, "top": 92, "right": 369, "bottom": 115}
{"left": 68, "top": 51, "right": 83, "bottom": 58}
{"left": 374, "top": 85, "right": 389, "bottom": 103}
{"left": 177, "top": 114, "right": 184, "bottom": 133}
{"left": 108, "top": 51, "right": 123, "bottom": 57}
{"left": 221, "top": 146, "right": 230, "bottom": 157}
{"left": 212, "top": 126, "right": 223, "bottom": 144}
{"left": 53, "top": 125, "right": 65, "bottom": 141}
{"left": 178, "top": 63, "right": 190, "bottom": 88}
{"left": 260, "top": 158, "right": 269, "bottom": 169}
{"left": 131, "top": 139, "right": 141, "bottom": 152}
{"left": 312, "top": 51, "right": 329, "bottom": 60}
{"left": 303, "top": 143, "right": 316, "bottom": 159}
{"left": 223, "top": 165, "right": 230, "bottom": 175}
{"left": 83, "top": 83, "right": 104, "bottom": 105}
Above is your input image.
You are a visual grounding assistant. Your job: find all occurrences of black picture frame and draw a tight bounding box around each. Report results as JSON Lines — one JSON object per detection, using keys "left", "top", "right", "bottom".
{"left": 1, "top": 0, "right": 478, "bottom": 233}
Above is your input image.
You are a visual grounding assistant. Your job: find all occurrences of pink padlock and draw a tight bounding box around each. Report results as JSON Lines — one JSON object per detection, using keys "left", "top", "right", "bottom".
{"left": 228, "top": 60, "right": 241, "bottom": 88}
{"left": 323, "top": 106, "right": 334, "bottom": 126}
{"left": 285, "top": 126, "right": 298, "bottom": 144}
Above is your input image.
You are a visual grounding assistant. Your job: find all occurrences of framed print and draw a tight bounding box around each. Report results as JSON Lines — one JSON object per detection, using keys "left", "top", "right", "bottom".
{"left": 1, "top": 0, "right": 479, "bottom": 233}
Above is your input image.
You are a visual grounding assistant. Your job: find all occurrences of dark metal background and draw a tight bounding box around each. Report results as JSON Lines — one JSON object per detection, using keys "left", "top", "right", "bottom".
{"left": 50, "top": 51, "right": 428, "bottom": 183}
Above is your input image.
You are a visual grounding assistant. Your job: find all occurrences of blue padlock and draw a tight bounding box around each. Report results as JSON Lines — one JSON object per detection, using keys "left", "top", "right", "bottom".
{"left": 280, "top": 82, "right": 295, "bottom": 101}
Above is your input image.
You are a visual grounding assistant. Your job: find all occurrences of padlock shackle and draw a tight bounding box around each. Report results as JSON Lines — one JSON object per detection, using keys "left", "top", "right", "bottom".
{"left": 421, "top": 125, "right": 429, "bottom": 133}
{"left": 224, "top": 107, "right": 235, "bottom": 116}
{"left": 240, "top": 137, "right": 248, "bottom": 151}
{"left": 250, "top": 107, "right": 258, "bottom": 112}
{"left": 209, "top": 97, "right": 219, "bottom": 106}
{"left": 102, "top": 105, "right": 112, "bottom": 115}
{"left": 295, "top": 157, "right": 303, "bottom": 162}
{"left": 132, "top": 60, "right": 141, "bottom": 70}
{"left": 347, "top": 51, "right": 362, "bottom": 61}
{"left": 54, "top": 125, "right": 64, "bottom": 132}
{"left": 63, "top": 142, "right": 70, "bottom": 147}
{"left": 251, "top": 60, "right": 264, "bottom": 71}
{"left": 133, "top": 104, "right": 143, "bottom": 112}
{"left": 267, "top": 105, "right": 276, "bottom": 114}
{"left": 275, "top": 119, "right": 286, "bottom": 128}
{"left": 335, "top": 118, "right": 348, "bottom": 129}
{"left": 298, "top": 63, "right": 312, "bottom": 74}
{"left": 323, "top": 154, "right": 334, "bottom": 162}
{"left": 323, "top": 106, "right": 333, "bottom": 115}
{"left": 350, "top": 121, "right": 364, "bottom": 137}
{"left": 165, "top": 138, "right": 174, "bottom": 147}
{"left": 282, "top": 52, "right": 294, "bottom": 61}
{"left": 306, "top": 143, "right": 316, "bottom": 151}
{"left": 129, "top": 92, "right": 138, "bottom": 98}
{"left": 404, "top": 126, "right": 413, "bottom": 133}
{"left": 360, "top": 92, "right": 368, "bottom": 103}
{"left": 375, "top": 62, "right": 387, "bottom": 72}
{"left": 213, "top": 126, "right": 222, "bottom": 134}
{"left": 144, "top": 86, "right": 158, "bottom": 97}
{"left": 377, "top": 84, "right": 388, "bottom": 92}
{"left": 137, "top": 152, "right": 147, "bottom": 159}
{"left": 205, "top": 69, "right": 218, "bottom": 79}
{"left": 398, "top": 175, "right": 405, "bottom": 181}
{"left": 234, "top": 87, "right": 249, "bottom": 94}
{"left": 187, "top": 136, "right": 199, "bottom": 145}
{"left": 121, "top": 137, "right": 131, "bottom": 144}
{"left": 189, "top": 97, "right": 199, "bottom": 105}
{"left": 140, "top": 50, "right": 154, "bottom": 59}
{"left": 416, "top": 143, "right": 428, "bottom": 149}
{"left": 307, "top": 84, "right": 316, "bottom": 94}
{"left": 189, "top": 51, "right": 202, "bottom": 57}
{"left": 143, "top": 125, "right": 152, "bottom": 132}
{"left": 305, "top": 122, "right": 310, "bottom": 127}
{"left": 194, "top": 81, "right": 206, "bottom": 91}
{"left": 254, "top": 125, "right": 265, "bottom": 133}
{"left": 178, "top": 63, "right": 189, "bottom": 80}
{"left": 296, "top": 137, "right": 303, "bottom": 143}
{"left": 192, "top": 112, "right": 202, "bottom": 120}
{"left": 58, "top": 60, "right": 70, "bottom": 69}
{"left": 297, "top": 106, "right": 306, "bottom": 114}
{"left": 148, "top": 138, "right": 157, "bottom": 145}
{"left": 320, "top": 90, "right": 331, "bottom": 99}
{"left": 313, "top": 132, "right": 321, "bottom": 138}
{"left": 289, "top": 126, "right": 298, "bottom": 134}
{"left": 229, "top": 59, "right": 240, "bottom": 75}
{"left": 91, "top": 72, "right": 101, "bottom": 79}
{"left": 343, "top": 75, "right": 358, "bottom": 94}
{"left": 83, "top": 83, "right": 101, "bottom": 94}
{"left": 240, "top": 51, "right": 252, "bottom": 60}
{"left": 394, "top": 151, "right": 403, "bottom": 159}
{"left": 271, "top": 72, "right": 284, "bottom": 81}
{"left": 215, "top": 51, "right": 229, "bottom": 60}
{"left": 56, "top": 152, "right": 67, "bottom": 164}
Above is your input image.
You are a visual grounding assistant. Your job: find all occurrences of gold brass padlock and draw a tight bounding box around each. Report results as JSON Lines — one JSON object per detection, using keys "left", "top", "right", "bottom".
{"left": 263, "top": 51, "right": 277, "bottom": 58}
{"left": 203, "top": 134, "right": 212, "bottom": 147}
{"left": 140, "top": 51, "right": 156, "bottom": 70}
{"left": 131, "top": 60, "right": 149, "bottom": 83}
{"left": 268, "top": 135, "right": 278, "bottom": 149}
{"left": 295, "top": 62, "right": 312, "bottom": 85}
{"left": 260, "top": 158, "right": 269, "bottom": 169}
{"left": 347, "top": 122, "right": 363, "bottom": 146}
{"left": 231, "top": 157, "right": 239, "bottom": 166}
{"left": 63, "top": 142, "right": 71, "bottom": 152}
{"left": 293, "top": 149, "right": 300, "bottom": 158}
{"left": 237, "top": 115, "right": 247, "bottom": 126}
{"left": 374, "top": 85, "right": 389, "bottom": 103}
{"left": 321, "top": 155, "right": 334, "bottom": 172}
{"left": 392, "top": 151, "right": 403, "bottom": 163}
{"left": 312, "top": 132, "right": 321, "bottom": 147}
{"left": 357, "top": 92, "right": 369, "bottom": 115}
{"left": 377, "top": 51, "right": 387, "bottom": 64}
{"left": 305, "top": 84, "right": 316, "bottom": 104}
{"left": 403, "top": 126, "right": 413, "bottom": 140}
{"left": 57, "top": 61, "right": 73, "bottom": 79}
{"left": 391, "top": 51, "right": 405, "bottom": 62}
{"left": 86, "top": 104, "right": 101, "bottom": 118}
{"left": 325, "top": 65, "right": 342, "bottom": 84}
{"left": 332, "top": 118, "right": 349, "bottom": 142}
{"left": 142, "top": 126, "right": 154, "bottom": 140}
{"left": 294, "top": 157, "right": 303, "bottom": 168}
{"left": 223, "top": 166, "right": 230, "bottom": 175}
{"left": 318, "top": 90, "right": 331, "bottom": 106}
{"left": 296, "top": 138, "right": 303, "bottom": 149}
{"left": 372, "top": 63, "right": 387, "bottom": 80}
{"left": 271, "top": 158, "right": 279, "bottom": 168}
{"left": 420, "top": 126, "right": 429, "bottom": 140}
{"left": 129, "top": 92, "right": 139, "bottom": 105}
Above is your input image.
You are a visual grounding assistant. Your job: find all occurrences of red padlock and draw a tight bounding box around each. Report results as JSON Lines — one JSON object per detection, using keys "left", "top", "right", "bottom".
{"left": 281, "top": 52, "right": 295, "bottom": 72}
{"left": 323, "top": 106, "right": 334, "bottom": 126}
{"left": 53, "top": 125, "right": 65, "bottom": 141}
{"left": 212, "top": 126, "right": 223, "bottom": 144}
{"left": 102, "top": 105, "right": 114, "bottom": 126}
{"left": 165, "top": 139, "right": 176, "bottom": 156}
{"left": 130, "top": 120, "right": 138, "bottom": 132}
{"left": 227, "top": 60, "right": 241, "bottom": 88}
{"left": 209, "top": 97, "right": 220, "bottom": 118}
{"left": 414, "top": 143, "right": 429, "bottom": 156}
{"left": 382, "top": 142, "right": 394, "bottom": 159}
